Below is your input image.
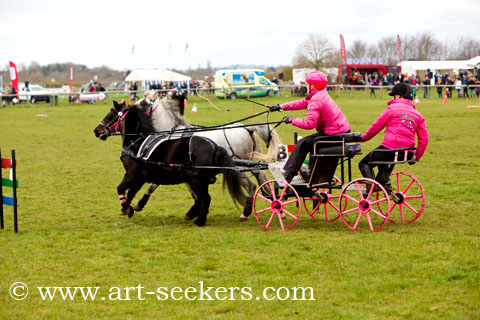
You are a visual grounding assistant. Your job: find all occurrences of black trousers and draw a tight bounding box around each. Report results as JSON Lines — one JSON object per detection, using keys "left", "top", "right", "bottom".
{"left": 283, "top": 130, "right": 349, "bottom": 175}
{"left": 358, "top": 145, "right": 413, "bottom": 185}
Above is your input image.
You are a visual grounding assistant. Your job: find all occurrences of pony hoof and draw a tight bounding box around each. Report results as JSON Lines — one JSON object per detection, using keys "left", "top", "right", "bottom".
{"left": 239, "top": 214, "right": 249, "bottom": 221}
{"left": 122, "top": 206, "right": 134, "bottom": 218}
{"left": 185, "top": 214, "right": 194, "bottom": 221}
{"left": 133, "top": 203, "right": 143, "bottom": 212}
{"left": 193, "top": 218, "right": 206, "bottom": 226}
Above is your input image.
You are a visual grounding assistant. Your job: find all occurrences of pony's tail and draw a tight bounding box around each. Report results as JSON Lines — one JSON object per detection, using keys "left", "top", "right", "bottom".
{"left": 215, "top": 147, "right": 247, "bottom": 208}
{"left": 249, "top": 124, "right": 281, "bottom": 161}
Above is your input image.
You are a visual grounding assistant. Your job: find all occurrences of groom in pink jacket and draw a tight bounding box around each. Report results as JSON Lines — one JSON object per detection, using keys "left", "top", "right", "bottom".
{"left": 271, "top": 71, "right": 350, "bottom": 183}
{"left": 359, "top": 82, "right": 429, "bottom": 191}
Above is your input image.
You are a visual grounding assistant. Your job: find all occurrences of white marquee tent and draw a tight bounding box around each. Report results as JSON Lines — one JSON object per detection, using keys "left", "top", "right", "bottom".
{"left": 125, "top": 68, "right": 192, "bottom": 83}
{"left": 398, "top": 56, "right": 480, "bottom": 76}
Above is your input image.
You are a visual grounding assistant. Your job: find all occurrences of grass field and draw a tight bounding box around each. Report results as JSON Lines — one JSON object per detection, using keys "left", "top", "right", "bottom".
{"left": 0, "top": 92, "right": 479, "bottom": 319}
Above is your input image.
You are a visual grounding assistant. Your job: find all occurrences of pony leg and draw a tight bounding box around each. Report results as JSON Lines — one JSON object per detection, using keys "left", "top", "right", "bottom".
{"left": 184, "top": 183, "right": 200, "bottom": 220}
{"left": 188, "top": 181, "right": 211, "bottom": 227}
{"left": 238, "top": 172, "right": 257, "bottom": 221}
{"left": 134, "top": 183, "right": 159, "bottom": 212}
{"left": 124, "top": 179, "right": 145, "bottom": 218}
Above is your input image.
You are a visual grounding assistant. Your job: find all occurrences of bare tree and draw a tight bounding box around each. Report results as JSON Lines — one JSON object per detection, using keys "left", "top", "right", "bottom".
{"left": 376, "top": 36, "right": 399, "bottom": 65}
{"left": 292, "top": 33, "right": 340, "bottom": 69}
{"left": 445, "top": 37, "right": 480, "bottom": 60}
{"left": 347, "top": 40, "right": 368, "bottom": 59}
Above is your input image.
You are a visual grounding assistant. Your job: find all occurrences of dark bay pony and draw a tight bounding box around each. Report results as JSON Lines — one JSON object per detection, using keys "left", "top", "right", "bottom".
{"left": 131, "top": 91, "right": 280, "bottom": 221}
{"left": 93, "top": 101, "right": 246, "bottom": 226}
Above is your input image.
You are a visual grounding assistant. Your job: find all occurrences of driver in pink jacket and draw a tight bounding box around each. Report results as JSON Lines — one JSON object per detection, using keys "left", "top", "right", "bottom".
{"left": 359, "top": 82, "right": 429, "bottom": 191}
{"left": 271, "top": 71, "right": 350, "bottom": 183}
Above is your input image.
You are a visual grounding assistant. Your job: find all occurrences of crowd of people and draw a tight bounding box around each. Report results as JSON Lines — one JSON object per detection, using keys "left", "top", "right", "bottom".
{"left": 347, "top": 70, "right": 480, "bottom": 99}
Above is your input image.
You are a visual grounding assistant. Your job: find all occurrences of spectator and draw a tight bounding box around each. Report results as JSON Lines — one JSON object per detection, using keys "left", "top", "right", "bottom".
{"left": 422, "top": 75, "right": 430, "bottom": 98}
{"left": 130, "top": 82, "right": 138, "bottom": 101}
{"left": 455, "top": 77, "right": 463, "bottom": 98}
{"left": 462, "top": 75, "right": 470, "bottom": 98}
{"left": 436, "top": 80, "right": 443, "bottom": 98}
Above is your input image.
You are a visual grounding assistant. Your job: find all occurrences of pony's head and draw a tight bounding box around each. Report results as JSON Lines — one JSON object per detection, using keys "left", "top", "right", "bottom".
{"left": 134, "top": 91, "right": 188, "bottom": 132}
{"left": 93, "top": 100, "right": 130, "bottom": 140}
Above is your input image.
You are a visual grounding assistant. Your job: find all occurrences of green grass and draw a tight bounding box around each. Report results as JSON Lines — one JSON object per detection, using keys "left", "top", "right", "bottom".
{"left": 0, "top": 92, "right": 479, "bottom": 319}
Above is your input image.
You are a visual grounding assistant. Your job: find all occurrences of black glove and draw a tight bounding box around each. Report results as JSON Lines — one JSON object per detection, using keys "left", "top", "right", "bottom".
{"left": 284, "top": 116, "right": 293, "bottom": 124}
{"left": 270, "top": 104, "right": 282, "bottom": 112}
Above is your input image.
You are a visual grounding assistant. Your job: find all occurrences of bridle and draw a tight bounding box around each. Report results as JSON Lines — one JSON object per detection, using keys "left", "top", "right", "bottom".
{"left": 98, "top": 108, "right": 130, "bottom": 136}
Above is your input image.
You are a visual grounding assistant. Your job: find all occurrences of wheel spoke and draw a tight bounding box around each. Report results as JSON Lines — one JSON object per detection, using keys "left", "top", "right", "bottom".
{"left": 278, "top": 185, "right": 289, "bottom": 201}
{"left": 268, "top": 182, "right": 277, "bottom": 201}
{"left": 256, "top": 194, "right": 272, "bottom": 204}
{"left": 370, "top": 208, "right": 388, "bottom": 220}
{"left": 405, "top": 195, "right": 423, "bottom": 200}
{"left": 282, "top": 209, "right": 298, "bottom": 220}
{"left": 277, "top": 212, "right": 285, "bottom": 231}
{"left": 371, "top": 196, "right": 388, "bottom": 205}
{"left": 366, "top": 212, "right": 374, "bottom": 231}
{"left": 353, "top": 212, "right": 364, "bottom": 230}
{"left": 403, "top": 200, "right": 420, "bottom": 216}
{"left": 355, "top": 181, "right": 364, "bottom": 199}
{"left": 327, "top": 200, "right": 341, "bottom": 212}
{"left": 265, "top": 211, "right": 277, "bottom": 229}
{"left": 342, "top": 207, "right": 360, "bottom": 215}
{"left": 282, "top": 199, "right": 298, "bottom": 206}
{"left": 343, "top": 193, "right": 360, "bottom": 204}
{"left": 256, "top": 207, "right": 273, "bottom": 214}
{"left": 399, "top": 203, "right": 405, "bottom": 224}
{"left": 403, "top": 179, "right": 415, "bottom": 195}
{"left": 395, "top": 173, "right": 401, "bottom": 192}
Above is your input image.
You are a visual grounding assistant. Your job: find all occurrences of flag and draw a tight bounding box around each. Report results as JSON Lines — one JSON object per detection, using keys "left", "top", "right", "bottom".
{"left": 9, "top": 61, "right": 18, "bottom": 96}
{"left": 168, "top": 43, "right": 172, "bottom": 53}
{"left": 185, "top": 42, "right": 188, "bottom": 52}
{"left": 397, "top": 35, "right": 402, "bottom": 62}
{"left": 132, "top": 44, "right": 135, "bottom": 54}
{"left": 70, "top": 64, "right": 73, "bottom": 94}
{"left": 340, "top": 34, "right": 346, "bottom": 62}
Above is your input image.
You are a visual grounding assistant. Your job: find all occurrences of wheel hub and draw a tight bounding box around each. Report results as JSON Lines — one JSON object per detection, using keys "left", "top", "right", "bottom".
{"left": 359, "top": 200, "right": 370, "bottom": 212}
{"left": 271, "top": 200, "right": 282, "bottom": 212}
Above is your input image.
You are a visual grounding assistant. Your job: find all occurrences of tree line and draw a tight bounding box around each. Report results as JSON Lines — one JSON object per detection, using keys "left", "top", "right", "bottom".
{"left": 1, "top": 32, "right": 479, "bottom": 87}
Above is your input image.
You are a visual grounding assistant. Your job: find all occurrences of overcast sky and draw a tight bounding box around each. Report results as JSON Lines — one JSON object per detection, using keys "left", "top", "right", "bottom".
{"left": 1, "top": 0, "right": 479, "bottom": 71}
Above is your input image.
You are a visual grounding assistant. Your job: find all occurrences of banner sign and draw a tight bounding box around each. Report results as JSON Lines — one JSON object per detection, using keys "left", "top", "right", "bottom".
{"left": 8, "top": 61, "right": 18, "bottom": 96}
{"left": 340, "top": 34, "right": 346, "bottom": 62}
{"left": 70, "top": 64, "right": 73, "bottom": 94}
{"left": 346, "top": 58, "right": 383, "bottom": 65}
{"left": 397, "top": 34, "right": 402, "bottom": 62}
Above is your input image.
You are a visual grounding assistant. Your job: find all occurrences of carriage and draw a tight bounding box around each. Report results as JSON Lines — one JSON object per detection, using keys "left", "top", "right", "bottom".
{"left": 252, "top": 132, "right": 426, "bottom": 232}
{"left": 94, "top": 95, "right": 425, "bottom": 231}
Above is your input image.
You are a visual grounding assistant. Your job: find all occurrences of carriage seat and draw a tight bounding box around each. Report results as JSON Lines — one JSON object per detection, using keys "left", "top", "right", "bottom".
{"left": 312, "top": 132, "right": 362, "bottom": 157}
{"left": 367, "top": 147, "right": 416, "bottom": 165}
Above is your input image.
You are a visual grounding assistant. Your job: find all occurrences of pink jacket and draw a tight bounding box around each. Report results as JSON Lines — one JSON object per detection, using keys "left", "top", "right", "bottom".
{"left": 282, "top": 89, "right": 350, "bottom": 135}
{"left": 362, "top": 98, "right": 429, "bottom": 161}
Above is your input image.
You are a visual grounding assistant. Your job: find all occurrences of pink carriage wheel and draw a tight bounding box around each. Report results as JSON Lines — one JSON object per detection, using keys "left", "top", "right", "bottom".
{"left": 253, "top": 179, "right": 301, "bottom": 231}
{"left": 388, "top": 171, "right": 426, "bottom": 224}
{"left": 338, "top": 178, "right": 391, "bottom": 232}
{"left": 302, "top": 176, "right": 342, "bottom": 222}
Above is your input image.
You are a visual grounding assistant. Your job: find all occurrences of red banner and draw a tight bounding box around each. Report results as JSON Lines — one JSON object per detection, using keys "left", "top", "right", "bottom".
{"left": 70, "top": 64, "right": 73, "bottom": 94}
{"left": 340, "top": 34, "right": 346, "bottom": 62}
{"left": 397, "top": 35, "right": 402, "bottom": 62}
{"left": 9, "top": 61, "right": 18, "bottom": 96}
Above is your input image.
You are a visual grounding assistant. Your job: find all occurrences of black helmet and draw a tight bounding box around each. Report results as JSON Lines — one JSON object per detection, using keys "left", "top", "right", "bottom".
{"left": 389, "top": 82, "right": 413, "bottom": 100}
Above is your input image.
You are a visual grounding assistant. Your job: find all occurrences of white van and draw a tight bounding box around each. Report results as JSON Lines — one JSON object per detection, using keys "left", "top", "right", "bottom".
{"left": 214, "top": 69, "right": 278, "bottom": 99}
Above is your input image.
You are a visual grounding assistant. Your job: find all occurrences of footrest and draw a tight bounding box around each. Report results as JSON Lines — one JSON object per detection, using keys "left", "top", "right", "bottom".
{"left": 268, "top": 162, "right": 306, "bottom": 187}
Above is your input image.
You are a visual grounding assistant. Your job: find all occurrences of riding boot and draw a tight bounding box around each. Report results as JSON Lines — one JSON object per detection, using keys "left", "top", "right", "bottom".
{"left": 281, "top": 170, "right": 295, "bottom": 184}
{"left": 299, "top": 164, "right": 311, "bottom": 182}
{"left": 359, "top": 164, "right": 375, "bottom": 197}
